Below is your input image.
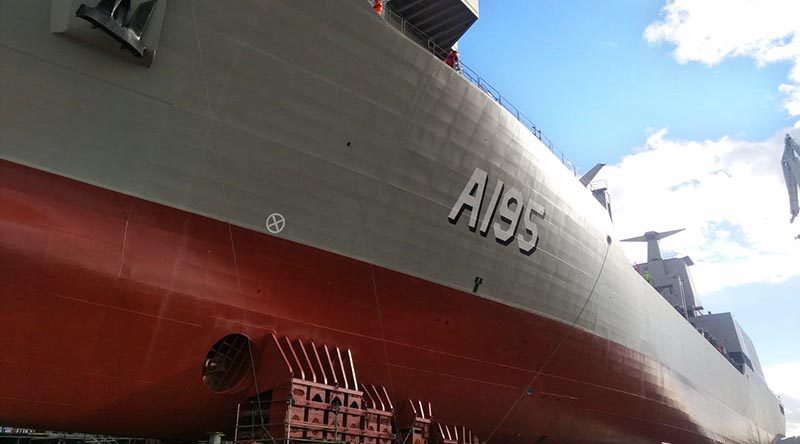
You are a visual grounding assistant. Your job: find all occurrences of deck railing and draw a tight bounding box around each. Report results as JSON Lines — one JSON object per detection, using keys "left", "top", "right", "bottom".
{"left": 379, "top": 3, "right": 579, "bottom": 177}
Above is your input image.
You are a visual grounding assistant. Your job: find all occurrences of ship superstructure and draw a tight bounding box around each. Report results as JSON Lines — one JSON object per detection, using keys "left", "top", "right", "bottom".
{"left": 0, "top": 1, "right": 786, "bottom": 443}
{"left": 624, "top": 230, "right": 768, "bottom": 379}
{"left": 624, "top": 229, "right": 702, "bottom": 318}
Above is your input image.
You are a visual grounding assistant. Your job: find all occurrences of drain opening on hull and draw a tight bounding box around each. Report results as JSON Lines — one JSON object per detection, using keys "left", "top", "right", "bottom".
{"left": 202, "top": 333, "right": 252, "bottom": 392}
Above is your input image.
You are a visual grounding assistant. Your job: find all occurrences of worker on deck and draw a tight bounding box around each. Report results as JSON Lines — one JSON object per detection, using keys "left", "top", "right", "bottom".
{"left": 373, "top": 0, "right": 383, "bottom": 15}
{"left": 445, "top": 49, "right": 460, "bottom": 71}
{"left": 643, "top": 271, "right": 653, "bottom": 284}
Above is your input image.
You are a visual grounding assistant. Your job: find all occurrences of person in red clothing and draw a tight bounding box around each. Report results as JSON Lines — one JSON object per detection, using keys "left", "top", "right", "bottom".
{"left": 373, "top": 0, "right": 383, "bottom": 15}
{"left": 444, "top": 49, "right": 459, "bottom": 70}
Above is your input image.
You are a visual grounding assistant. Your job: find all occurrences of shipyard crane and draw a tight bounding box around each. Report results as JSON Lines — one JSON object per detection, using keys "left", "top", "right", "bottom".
{"left": 782, "top": 134, "right": 800, "bottom": 227}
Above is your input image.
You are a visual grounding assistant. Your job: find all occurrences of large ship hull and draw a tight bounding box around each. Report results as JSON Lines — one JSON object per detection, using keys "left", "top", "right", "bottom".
{"left": 0, "top": 0, "right": 784, "bottom": 443}
{"left": 0, "top": 159, "right": 760, "bottom": 443}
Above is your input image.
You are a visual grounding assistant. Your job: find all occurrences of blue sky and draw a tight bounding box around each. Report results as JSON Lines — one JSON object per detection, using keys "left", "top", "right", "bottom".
{"left": 458, "top": 1, "right": 800, "bottom": 426}
{"left": 459, "top": 0, "right": 794, "bottom": 171}
{"left": 710, "top": 275, "right": 800, "bottom": 365}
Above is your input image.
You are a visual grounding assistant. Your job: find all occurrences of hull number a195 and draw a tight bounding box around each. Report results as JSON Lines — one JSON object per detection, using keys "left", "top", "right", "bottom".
{"left": 448, "top": 167, "right": 545, "bottom": 255}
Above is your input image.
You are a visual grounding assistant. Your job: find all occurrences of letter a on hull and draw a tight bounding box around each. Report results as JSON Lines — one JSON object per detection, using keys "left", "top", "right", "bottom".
{"left": 448, "top": 168, "right": 488, "bottom": 230}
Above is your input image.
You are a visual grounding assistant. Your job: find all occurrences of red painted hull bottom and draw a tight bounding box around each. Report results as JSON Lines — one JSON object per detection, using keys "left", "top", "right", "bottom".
{"left": 0, "top": 159, "right": 714, "bottom": 443}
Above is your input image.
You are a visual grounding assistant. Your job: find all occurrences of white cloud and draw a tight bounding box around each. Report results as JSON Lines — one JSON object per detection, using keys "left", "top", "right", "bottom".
{"left": 782, "top": 397, "right": 800, "bottom": 438}
{"left": 644, "top": 0, "right": 800, "bottom": 117}
{"left": 765, "top": 362, "right": 800, "bottom": 436}
{"left": 601, "top": 129, "right": 800, "bottom": 295}
{"left": 766, "top": 361, "right": 800, "bottom": 400}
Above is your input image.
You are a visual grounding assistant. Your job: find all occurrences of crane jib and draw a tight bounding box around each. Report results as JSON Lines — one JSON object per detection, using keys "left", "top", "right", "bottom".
{"left": 782, "top": 134, "right": 800, "bottom": 224}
